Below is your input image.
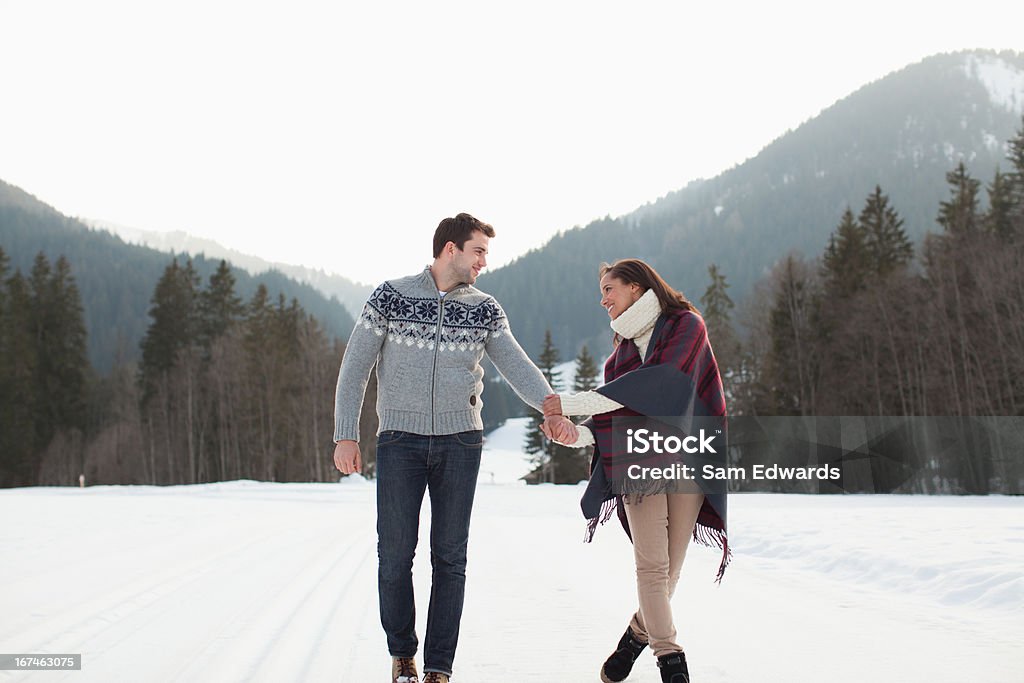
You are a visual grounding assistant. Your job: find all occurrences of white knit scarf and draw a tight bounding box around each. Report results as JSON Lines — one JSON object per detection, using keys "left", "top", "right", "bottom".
{"left": 610, "top": 288, "right": 661, "bottom": 342}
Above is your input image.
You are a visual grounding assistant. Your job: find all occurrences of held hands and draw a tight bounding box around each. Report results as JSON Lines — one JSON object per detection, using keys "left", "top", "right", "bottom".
{"left": 334, "top": 440, "right": 362, "bottom": 475}
{"left": 541, "top": 394, "right": 576, "bottom": 444}
{"left": 542, "top": 394, "right": 563, "bottom": 417}
{"left": 541, "top": 414, "right": 578, "bottom": 445}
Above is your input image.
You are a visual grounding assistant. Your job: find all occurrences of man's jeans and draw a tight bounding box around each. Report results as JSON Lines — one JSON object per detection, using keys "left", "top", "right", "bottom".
{"left": 376, "top": 430, "right": 483, "bottom": 677}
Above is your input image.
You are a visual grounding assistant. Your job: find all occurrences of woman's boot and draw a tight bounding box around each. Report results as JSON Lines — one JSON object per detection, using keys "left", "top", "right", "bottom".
{"left": 657, "top": 651, "right": 689, "bottom": 683}
{"left": 599, "top": 626, "right": 648, "bottom": 682}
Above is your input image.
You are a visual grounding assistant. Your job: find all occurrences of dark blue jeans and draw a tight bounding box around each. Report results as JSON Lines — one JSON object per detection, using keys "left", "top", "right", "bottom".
{"left": 376, "top": 430, "right": 483, "bottom": 677}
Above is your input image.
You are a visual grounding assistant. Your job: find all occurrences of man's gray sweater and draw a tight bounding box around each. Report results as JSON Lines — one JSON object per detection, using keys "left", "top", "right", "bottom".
{"left": 334, "top": 266, "right": 552, "bottom": 442}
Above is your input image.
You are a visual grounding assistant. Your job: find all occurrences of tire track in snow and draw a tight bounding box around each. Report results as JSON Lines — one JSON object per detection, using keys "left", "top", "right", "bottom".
{"left": 1, "top": 527, "right": 322, "bottom": 683}
{"left": 1, "top": 527, "right": 290, "bottom": 651}
{"left": 182, "top": 530, "right": 375, "bottom": 682}
{"left": 297, "top": 538, "right": 376, "bottom": 683}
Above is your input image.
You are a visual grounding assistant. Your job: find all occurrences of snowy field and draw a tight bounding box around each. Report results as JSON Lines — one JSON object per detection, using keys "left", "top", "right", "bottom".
{"left": 1, "top": 420, "right": 1022, "bottom": 682}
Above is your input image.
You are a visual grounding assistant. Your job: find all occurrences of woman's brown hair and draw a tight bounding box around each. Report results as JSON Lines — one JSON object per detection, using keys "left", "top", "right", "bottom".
{"left": 599, "top": 259, "right": 699, "bottom": 316}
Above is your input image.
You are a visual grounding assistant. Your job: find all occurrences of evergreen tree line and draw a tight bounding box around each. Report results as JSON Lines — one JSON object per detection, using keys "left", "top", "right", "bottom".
{"left": 0, "top": 254, "right": 373, "bottom": 487}
{"left": 708, "top": 119, "right": 1024, "bottom": 494}
{"left": 0, "top": 195, "right": 356, "bottom": 375}
{"left": 0, "top": 251, "right": 89, "bottom": 486}
{"left": 131, "top": 258, "right": 372, "bottom": 485}
{"left": 4, "top": 115, "right": 1022, "bottom": 492}
{"left": 499, "top": 114, "right": 1024, "bottom": 491}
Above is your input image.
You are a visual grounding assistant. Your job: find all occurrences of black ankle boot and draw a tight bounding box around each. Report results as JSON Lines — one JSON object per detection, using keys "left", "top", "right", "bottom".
{"left": 599, "top": 626, "right": 648, "bottom": 682}
{"left": 657, "top": 652, "right": 689, "bottom": 683}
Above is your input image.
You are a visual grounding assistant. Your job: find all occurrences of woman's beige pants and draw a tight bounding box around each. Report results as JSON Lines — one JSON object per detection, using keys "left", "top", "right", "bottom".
{"left": 623, "top": 492, "right": 704, "bottom": 657}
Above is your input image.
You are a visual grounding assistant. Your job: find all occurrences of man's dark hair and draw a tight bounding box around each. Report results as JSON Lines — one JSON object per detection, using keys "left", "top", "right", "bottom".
{"left": 433, "top": 213, "right": 496, "bottom": 258}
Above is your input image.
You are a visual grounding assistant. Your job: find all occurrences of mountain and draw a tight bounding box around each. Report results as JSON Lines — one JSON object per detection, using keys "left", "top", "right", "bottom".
{"left": 0, "top": 181, "right": 356, "bottom": 373}
{"left": 480, "top": 49, "right": 1024, "bottom": 361}
{"left": 82, "top": 219, "right": 374, "bottom": 318}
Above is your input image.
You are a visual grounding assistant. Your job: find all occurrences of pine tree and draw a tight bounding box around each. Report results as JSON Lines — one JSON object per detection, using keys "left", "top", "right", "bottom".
{"left": 522, "top": 407, "right": 546, "bottom": 466}
{"left": 275, "top": 294, "right": 303, "bottom": 359}
{"left": 1005, "top": 116, "right": 1024, "bottom": 235}
{"left": 47, "top": 256, "right": 89, "bottom": 434}
{"left": 0, "top": 271, "right": 37, "bottom": 485}
{"left": 539, "top": 329, "right": 562, "bottom": 390}
{"left": 139, "top": 258, "right": 200, "bottom": 404}
{"left": 700, "top": 263, "right": 740, "bottom": 376}
{"left": 701, "top": 264, "right": 735, "bottom": 324}
{"left": 859, "top": 186, "right": 912, "bottom": 275}
{"left": 28, "top": 251, "right": 52, "bottom": 313}
{"left": 0, "top": 253, "right": 90, "bottom": 481}
{"left": 243, "top": 284, "right": 303, "bottom": 480}
{"left": 0, "top": 248, "right": 8, "bottom": 373}
{"left": 524, "top": 329, "right": 562, "bottom": 482}
{"left": 821, "top": 208, "right": 869, "bottom": 297}
{"left": 40, "top": 256, "right": 90, "bottom": 481}
{"left": 28, "top": 253, "right": 56, "bottom": 454}
{"left": 0, "top": 248, "right": 13, "bottom": 484}
{"left": 937, "top": 162, "right": 981, "bottom": 235}
{"left": 985, "top": 169, "right": 1016, "bottom": 240}
{"left": 765, "top": 255, "right": 820, "bottom": 415}
{"left": 573, "top": 345, "right": 599, "bottom": 394}
{"left": 245, "top": 283, "right": 274, "bottom": 347}
{"left": 543, "top": 343, "right": 602, "bottom": 482}
{"left": 1009, "top": 115, "right": 1024, "bottom": 179}
{"left": 198, "top": 259, "right": 243, "bottom": 349}
{"left": 0, "top": 247, "right": 7, "bottom": 325}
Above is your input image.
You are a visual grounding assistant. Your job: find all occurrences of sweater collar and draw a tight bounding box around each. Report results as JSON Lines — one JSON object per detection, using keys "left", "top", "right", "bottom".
{"left": 610, "top": 288, "right": 661, "bottom": 340}
{"left": 421, "top": 265, "right": 470, "bottom": 295}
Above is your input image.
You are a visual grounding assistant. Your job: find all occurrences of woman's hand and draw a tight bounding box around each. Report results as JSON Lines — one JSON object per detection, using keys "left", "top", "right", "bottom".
{"left": 542, "top": 394, "right": 563, "bottom": 417}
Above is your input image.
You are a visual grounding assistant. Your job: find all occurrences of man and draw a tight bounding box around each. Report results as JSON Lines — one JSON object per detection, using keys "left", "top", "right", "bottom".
{"left": 334, "top": 213, "right": 577, "bottom": 683}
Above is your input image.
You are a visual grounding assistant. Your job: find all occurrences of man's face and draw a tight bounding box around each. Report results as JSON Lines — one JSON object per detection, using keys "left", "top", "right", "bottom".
{"left": 449, "top": 231, "right": 489, "bottom": 285}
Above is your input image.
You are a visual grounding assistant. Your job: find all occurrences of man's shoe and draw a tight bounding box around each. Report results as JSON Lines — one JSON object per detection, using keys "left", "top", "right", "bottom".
{"left": 600, "top": 626, "right": 648, "bottom": 682}
{"left": 392, "top": 656, "right": 419, "bottom": 683}
{"left": 657, "top": 652, "right": 689, "bottom": 683}
{"left": 422, "top": 673, "right": 449, "bottom": 683}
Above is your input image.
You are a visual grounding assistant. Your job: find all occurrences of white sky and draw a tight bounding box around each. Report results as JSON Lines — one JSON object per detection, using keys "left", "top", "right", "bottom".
{"left": 1, "top": 1, "right": 1021, "bottom": 284}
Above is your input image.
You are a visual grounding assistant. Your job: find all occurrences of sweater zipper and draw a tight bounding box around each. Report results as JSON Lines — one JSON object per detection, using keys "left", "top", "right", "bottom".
{"left": 430, "top": 293, "right": 445, "bottom": 433}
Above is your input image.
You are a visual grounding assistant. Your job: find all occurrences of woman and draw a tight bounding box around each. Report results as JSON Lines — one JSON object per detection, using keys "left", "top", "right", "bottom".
{"left": 543, "top": 259, "right": 729, "bottom": 683}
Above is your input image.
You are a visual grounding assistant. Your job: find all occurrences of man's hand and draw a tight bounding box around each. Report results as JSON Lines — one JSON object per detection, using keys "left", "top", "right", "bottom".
{"left": 334, "top": 440, "right": 362, "bottom": 475}
{"left": 542, "top": 415, "right": 578, "bottom": 445}
{"left": 542, "top": 394, "right": 563, "bottom": 417}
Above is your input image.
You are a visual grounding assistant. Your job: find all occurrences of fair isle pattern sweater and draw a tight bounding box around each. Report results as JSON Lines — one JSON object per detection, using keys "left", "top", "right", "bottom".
{"left": 334, "top": 266, "right": 552, "bottom": 441}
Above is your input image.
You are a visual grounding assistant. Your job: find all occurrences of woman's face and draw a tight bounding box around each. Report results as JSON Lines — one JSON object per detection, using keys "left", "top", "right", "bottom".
{"left": 599, "top": 273, "right": 642, "bottom": 320}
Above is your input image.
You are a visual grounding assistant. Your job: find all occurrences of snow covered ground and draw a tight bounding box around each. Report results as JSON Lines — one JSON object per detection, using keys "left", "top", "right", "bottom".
{"left": 478, "top": 417, "right": 540, "bottom": 485}
{"left": 2, "top": 424, "right": 1022, "bottom": 682}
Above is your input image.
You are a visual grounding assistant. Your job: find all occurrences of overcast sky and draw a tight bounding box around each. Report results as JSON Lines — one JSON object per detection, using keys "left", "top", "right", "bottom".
{"left": 1, "top": 1, "right": 1021, "bottom": 284}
